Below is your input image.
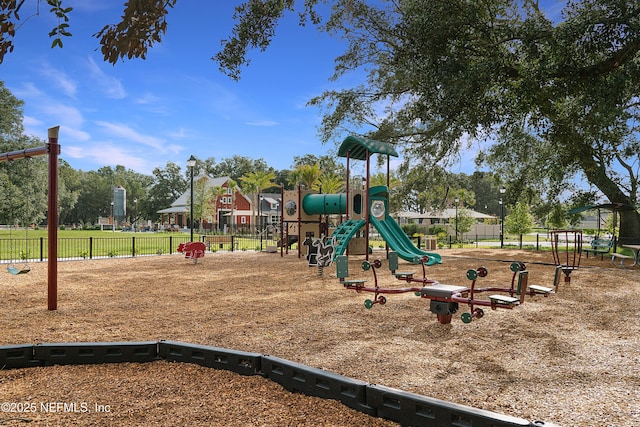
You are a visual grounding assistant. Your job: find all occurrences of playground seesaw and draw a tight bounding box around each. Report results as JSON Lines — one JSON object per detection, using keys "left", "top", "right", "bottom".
{"left": 336, "top": 253, "right": 555, "bottom": 324}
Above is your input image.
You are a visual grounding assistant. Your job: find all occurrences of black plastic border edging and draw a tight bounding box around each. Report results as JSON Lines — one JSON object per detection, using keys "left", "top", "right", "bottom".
{"left": 33, "top": 342, "right": 158, "bottom": 366}
{"left": 367, "top": 383, "right": 531, "bottom": 427}
{"left": 262, "top": 354, "right": 375, "bottom": 416}
{"left": 158, "top": 340, "right": 261, "bottom": 376}
{"left": 0, "top": 341, "right": 560, "bottom": 427}
{"left": 0, "top": 344, "right": 41, "bottom": 369}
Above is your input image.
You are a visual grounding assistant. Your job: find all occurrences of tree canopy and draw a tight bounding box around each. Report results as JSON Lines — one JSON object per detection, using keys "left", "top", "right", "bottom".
{"left": 2, "top": 0, "right": 639, "bottom": 240}
{"left": 217, "top": 0, "right": 640, "bottom": 241}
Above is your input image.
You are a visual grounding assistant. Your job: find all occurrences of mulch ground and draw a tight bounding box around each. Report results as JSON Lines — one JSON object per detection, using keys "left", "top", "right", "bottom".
{"left": 1, "top": 248, "right": 639, "bottom": 426}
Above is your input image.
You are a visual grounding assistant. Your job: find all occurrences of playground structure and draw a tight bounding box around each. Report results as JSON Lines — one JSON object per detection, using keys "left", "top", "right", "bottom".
{"left": 177, "top": 241, "right": 206, "bottom": 263}
{"left": 336, "top": 252, "right": 557, "bottom": 324}
{"left": 0, "top": 126, "right": 60, "bottom": 310}
{"left": 280, "top": 136, "right": 561, "bottom": 324}
{"left": 551, "top": 229, "right": 582, "bottom": 283}
{"left": 280, "top": 136, "right": 441, "bottom": 265}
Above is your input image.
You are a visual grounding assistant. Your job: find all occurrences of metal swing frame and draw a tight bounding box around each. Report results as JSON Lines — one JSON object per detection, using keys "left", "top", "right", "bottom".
{"left": 0, "top": 126, "right": 60, "bottom": 309}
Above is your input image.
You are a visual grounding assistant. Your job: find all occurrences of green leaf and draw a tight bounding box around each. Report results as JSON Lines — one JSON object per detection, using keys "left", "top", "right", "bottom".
{"left": 51, "top": 38, "right": 63, "bottom": 49}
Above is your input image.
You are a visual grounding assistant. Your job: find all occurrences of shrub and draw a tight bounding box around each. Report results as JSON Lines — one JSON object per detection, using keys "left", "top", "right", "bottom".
{"left": 401, "top": 223, "right": 421, "bottom": 237}
{"left": 428, "top": 225, "right": 448, "bottom": 236}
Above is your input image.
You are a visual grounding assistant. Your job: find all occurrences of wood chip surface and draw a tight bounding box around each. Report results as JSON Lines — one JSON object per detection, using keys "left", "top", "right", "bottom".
{"left": 1, "top": 248, "right": 639, "bottom": 426}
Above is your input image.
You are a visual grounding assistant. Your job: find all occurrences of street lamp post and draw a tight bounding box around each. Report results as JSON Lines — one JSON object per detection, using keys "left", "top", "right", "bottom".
{"left": 499, "top": 186, "right": 506, "bottom": 248}
{"left": 454, "top": 196, "right": 459, "bottom": 243}
{"left": 133, "top": 198, "right": 137, "bottom": 232}
{"left": 187, "top": 155, "right": 197, "bottom": 242}
{"left": 110, "top": 201, "right": 114, "bottom": 233}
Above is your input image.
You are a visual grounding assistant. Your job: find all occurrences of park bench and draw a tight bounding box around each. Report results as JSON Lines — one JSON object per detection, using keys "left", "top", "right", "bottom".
{"left": 583, "top": 238, "right": 613, "bottom": 260}
{"left": 205, "top": 235, "right": 234, "bottom": 249}
{"left": 610, "top": 252, "right": 633, "bottom": 268}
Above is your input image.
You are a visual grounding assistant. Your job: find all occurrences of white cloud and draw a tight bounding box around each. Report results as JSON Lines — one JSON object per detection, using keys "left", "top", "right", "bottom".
{"left": 168, "top": 128, "right": 187, "bottom": 139}
{"left": 64, "top": 143, "right": 152, "bottom": 173}
{"left": 166, "top": 144, "right": 183, "bottom": 155}
{"left": 135, "top": 93, "right": 160, "bottom": 105}
{"left": 40, "top": 103, "right": 85, "bottom": 129}
{"left": 63, "top": 145, "right": 85, "bottom": 159}
{"left": 95, "top": 120, "right": 167, "bottom": 152}
{"left": 11, "top": 82, "right": 43, "bottom": 99}
{"left": 86, "top": 57, "right": 127, "bottom": 99}
{"left": 244, "top": 120, "right": 279, "bottom": 127}
{"left": 60, "top": 126, "right": 91, "bottom": 142}
{"left": 22, "top": 115, "right": 42, "bottom": 128}
{"left": 39, "top": 63, "right": 78, "bottom": 98}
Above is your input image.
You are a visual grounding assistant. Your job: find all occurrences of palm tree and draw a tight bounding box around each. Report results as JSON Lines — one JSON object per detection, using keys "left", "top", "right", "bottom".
{"left": 370, "top": 172, "right": 400, "bottom": 190}
{"left": 295, "top": 163, "right": 322, "bottom": 190}
{"left": 240, "top": 178, "right": 258, "bottom": 230}
{"left": 314, "top": 172, "right": 344, "bottom": 194}
{"left": 287, "top": 168, "right": 302, "bottom": 188}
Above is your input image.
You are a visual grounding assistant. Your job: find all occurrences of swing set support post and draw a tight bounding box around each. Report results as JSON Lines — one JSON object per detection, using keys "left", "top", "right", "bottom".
{"left": 0, "top": 125, "right": 60, "bottom": 310}
{"left": 47, "top": 126, "right": 60, "bottom": 310}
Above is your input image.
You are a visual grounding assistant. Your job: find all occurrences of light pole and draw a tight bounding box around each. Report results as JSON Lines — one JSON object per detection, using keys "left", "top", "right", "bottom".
{"left": 454, "top": 196, "right": 459, "bottom": 243}
{"left": 187, "top": 155, "right": 196, "bottom": 242}
{"left": 110, "top": 201, "right": 114, "bottom": 233}
{"left": 133, "top": 198, "right": 137, "bottom": 232}
{"left": 499, "top": 186, "right": 506, "bottom": 248}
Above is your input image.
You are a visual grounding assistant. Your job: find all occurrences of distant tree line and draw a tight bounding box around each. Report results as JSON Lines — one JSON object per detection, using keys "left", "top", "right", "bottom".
{"left": 0, "top": 81, "right": 600, "bottom": 233}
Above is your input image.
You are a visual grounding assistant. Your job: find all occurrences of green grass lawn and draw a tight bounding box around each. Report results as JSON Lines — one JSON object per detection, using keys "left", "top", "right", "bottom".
{"left": 2, "top": 228, "right": 598, "bottom": 262}
{"left": 0, "top": 229, "right": 280, "bottom": 261}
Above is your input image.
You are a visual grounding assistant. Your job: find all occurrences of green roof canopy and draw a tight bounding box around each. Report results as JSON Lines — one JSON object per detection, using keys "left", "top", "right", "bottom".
{"left": 337, "top": 135, "right": 399, "bottom": 160}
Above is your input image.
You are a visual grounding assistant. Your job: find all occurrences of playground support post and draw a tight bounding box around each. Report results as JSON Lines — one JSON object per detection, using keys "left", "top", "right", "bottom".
{"left": 0, "top": 125, "right": 60, "bottom": 310}
{"left": 187, "top": 155, "right": 196, "bottom": 242}
{"left": 279, "top": 185, "right": 284, "bottom": 257}
{"left": 48, "top": 127, "right": 60, "bottom": 310}
{"left": 365, "top": 150, "right": 370, "bottom": 261}
{"left": 499, "top": 186, "right": 506, "bottom": 248}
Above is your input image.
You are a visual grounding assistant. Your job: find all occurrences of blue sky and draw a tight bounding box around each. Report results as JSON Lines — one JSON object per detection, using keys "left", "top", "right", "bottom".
{"left": 2, "top": 1, "right": 355, "bottom": 175}
{"left": 2, "top": 1, "right": 565, "bottom": 177}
